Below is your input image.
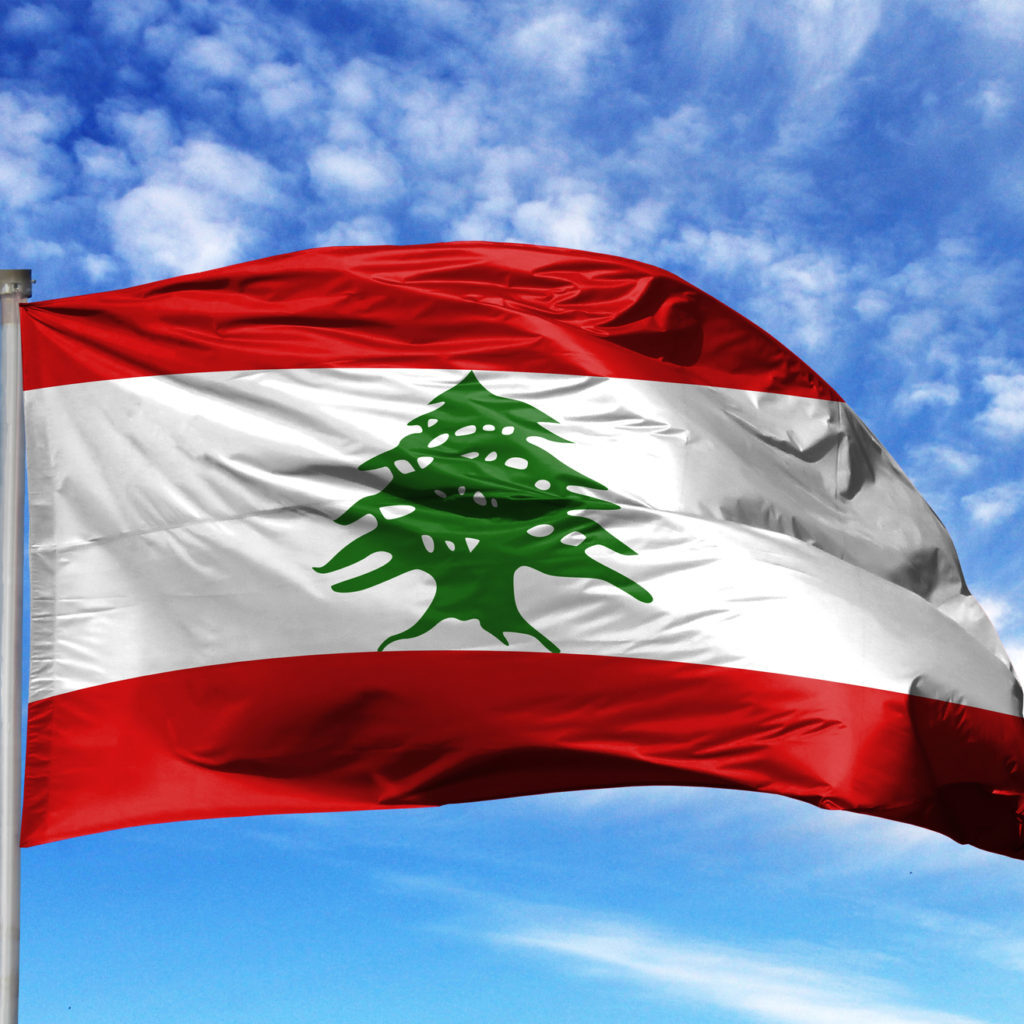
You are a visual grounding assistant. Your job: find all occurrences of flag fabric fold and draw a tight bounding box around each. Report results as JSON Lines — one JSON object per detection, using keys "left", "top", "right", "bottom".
{"left": 19, "top": 242, "right": 1024, "bottom": 856}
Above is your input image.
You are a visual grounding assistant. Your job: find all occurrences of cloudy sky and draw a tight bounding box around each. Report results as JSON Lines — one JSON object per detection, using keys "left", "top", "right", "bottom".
{"left": 5, "top": 0, "right": 1024, "bottom": 1021}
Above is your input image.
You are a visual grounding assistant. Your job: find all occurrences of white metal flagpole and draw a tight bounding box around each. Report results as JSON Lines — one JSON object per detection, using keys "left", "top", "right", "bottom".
{"left": 0, "top": 269, "right": 31, "bottom": 1024}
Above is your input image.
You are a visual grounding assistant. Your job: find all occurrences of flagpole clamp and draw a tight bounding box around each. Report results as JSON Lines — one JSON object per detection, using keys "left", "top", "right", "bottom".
{"left": 0, "top": 273, "right": 31, "bottom": 299}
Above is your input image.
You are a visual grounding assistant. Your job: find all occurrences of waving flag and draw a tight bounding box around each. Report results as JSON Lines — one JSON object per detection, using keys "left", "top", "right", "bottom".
{"left": 19, "top": 243, "right": 1024, "bottom": 855}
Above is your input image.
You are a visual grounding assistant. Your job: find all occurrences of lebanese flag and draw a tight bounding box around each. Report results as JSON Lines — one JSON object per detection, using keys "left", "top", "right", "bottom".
{"left": 19, "top": 243, "right": 1024, "bottom": 855}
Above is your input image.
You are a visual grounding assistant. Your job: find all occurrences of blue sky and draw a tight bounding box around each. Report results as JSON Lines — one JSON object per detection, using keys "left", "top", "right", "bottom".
{"left": 5, "top": 0, "right": 1024, "bottom": 1021}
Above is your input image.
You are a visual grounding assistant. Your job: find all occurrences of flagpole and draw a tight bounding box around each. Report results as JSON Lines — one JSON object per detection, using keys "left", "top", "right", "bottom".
{"left": 0, "top": 270, "right": 30, "bottom": 1024}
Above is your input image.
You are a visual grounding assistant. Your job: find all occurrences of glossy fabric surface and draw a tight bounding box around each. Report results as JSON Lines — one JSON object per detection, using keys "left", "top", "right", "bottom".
{"left": 18, "top": 243, "right": 1023, "bottom": 854}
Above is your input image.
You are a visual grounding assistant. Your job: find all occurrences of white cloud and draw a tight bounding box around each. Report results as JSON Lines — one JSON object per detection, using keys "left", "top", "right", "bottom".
{"left": 761, "top": 250, "right": 845, "bottom": 350}
{"left": 746, "top": 0, "right": 885, "bottom": 153}
{"left": 785, "top": 0, "right": 884, "bottom": 90}
{"left": 177, "top": 32, "right": 250, "bottom": 79}
{"left": 314, "top": 214, "right": 396, "bottom": 247}
{"left": 104, "top": 106, "right": 177, "bottom": 168}
{"left": 330, "top": 58, "right": 381, "bottom": 113}
{"left": 109, "top": 183, "right": 249, "bottom": 279}
{"left": 678, "top": 226, "right": 776, "bottom": 275}
{"left": 898, "top": 904, "right": 1024, "bottom": 977}
{"left": 908, "top": 443, "right": 981, "bottom": 477}
{"left": 396, "top": 83, "right": 486, "bottom": 171}
{"left": 887, "top": 239, "right": 1019, "bottom": 319}
{"left": 972, "top": 592, "right": 1016, "bottom": 630}
{"left": 507, "top": 7, "right": 617, "bottom": 91}
{"left": 18, "top": 237, "right": 67, "bottom": 261}
{"left": 251, "top": 61, "right": 319, "bottom": 119}
{"left": 371, "top": 0, "right": 478, "bottom": 37}
{"left": 141, "top": 16, "right": 198, "bottom": 63}
{"left": 973, "top": 80, "right": 1014, "bottom": 122}
{"left": 75, "top": 138, "right": 136, "bottom": 186}
{"left": 446, "top": 146, "right": 528, "bottom": 236}
{"left": 490, "top": 176, "right": 655, "bottom": 260}
{"left": 176, "top": 139, "right": 277, "bottom": 205}
{"left": 0, "top": 90, "right": 77, "bottom": 209}
{"left": 896, "top": 382, "right": 960, "bottom": 412}
{"left": 993, "top": 155, "right": 1024, "bottom": 216}
{"left": 164, "top": 14, "right": 287, "bottom": 92}
{"left": 968, "top": 0, "right": 1024, "bottom": 40}
{"left": 83, "top": 253, "right": 118, "bottom": 282}
{"left": 308, "top": 145, "right": 403, "bottom": 202}
{"left": 887, "top": 309, "right": 946, "bottom": 353}
{"left": 90, "top": 0, "right": 170, "bottom": 38}
{"left": 862, "top": 243, "right": 1021, "bottom": 382}
{"left": 963, "top": 482, "right": 1024, "bottom": 526}
{"left": 855, "top": 288, "right": 892, "bottom": 320}
{"left": 106, "top": 138, "right": 280, "bottom": 279}
{"left": 632, "top": 104, "right": 716, "bottom": 164}
{"left": 499, "top": 916, "right": 994, "bottom": 1024}
{"left": 4, "top": 3, "right": 63, "bottom": 34}
{"left": 670, "top": 0, "right": 882, "bottom": 119}
{"left": 78, "top": 112, "right": 290, "bottom": 282}
{"left": 511, "top": 185, "right": 609, "bottom": 250}
{"left": 976, "top": 373, "right": 1024, "bottom": 438}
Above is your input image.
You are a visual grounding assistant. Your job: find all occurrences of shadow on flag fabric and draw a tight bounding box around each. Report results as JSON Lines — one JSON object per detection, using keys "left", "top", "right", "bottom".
{"left": 18, "top": 242, "right": 1024, "bottom": 856}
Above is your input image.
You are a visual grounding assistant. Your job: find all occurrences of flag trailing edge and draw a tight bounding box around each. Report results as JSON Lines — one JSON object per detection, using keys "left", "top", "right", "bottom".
{"left": 18, "top": 242, "right": 1024, "bottom": 856}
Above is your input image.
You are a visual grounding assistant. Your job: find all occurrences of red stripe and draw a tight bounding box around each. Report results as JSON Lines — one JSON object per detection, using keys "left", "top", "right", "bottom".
{"left": 22, "top": 651, "right": 1024, "bottom": 856}
{"left": 20, "top": 243, "right": 840, "bottom": 400}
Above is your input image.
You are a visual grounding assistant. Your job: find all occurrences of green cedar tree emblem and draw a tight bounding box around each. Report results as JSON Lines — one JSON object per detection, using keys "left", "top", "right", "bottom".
{"left": 314, "top": 371, "right": 653, "bottom": 651}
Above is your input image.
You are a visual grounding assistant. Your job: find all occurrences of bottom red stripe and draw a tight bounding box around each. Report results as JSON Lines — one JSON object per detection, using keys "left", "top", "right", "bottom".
{"left": 20, "top": 652, "right": 1024, "bottom": 855}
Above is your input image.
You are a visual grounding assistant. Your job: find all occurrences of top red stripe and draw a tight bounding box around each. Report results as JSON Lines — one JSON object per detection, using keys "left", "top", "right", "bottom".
{"left": 19, "top": 242, "right": 841, "bottom": 400}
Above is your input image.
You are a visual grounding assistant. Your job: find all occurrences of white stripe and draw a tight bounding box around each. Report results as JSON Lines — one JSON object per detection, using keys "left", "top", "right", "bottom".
{"left": 25, "top": 367, "right": 1017, "bottom": 714}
